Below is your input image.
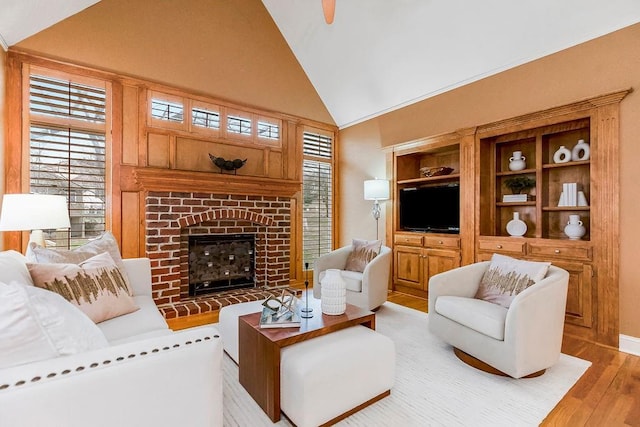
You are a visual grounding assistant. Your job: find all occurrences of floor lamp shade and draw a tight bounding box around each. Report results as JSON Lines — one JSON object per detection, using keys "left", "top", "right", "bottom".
{"left": 0, "top": 194, "right": 71, "bottom": 246}
{"left": 364, "top": 179, "right": 390, "bottom": 201}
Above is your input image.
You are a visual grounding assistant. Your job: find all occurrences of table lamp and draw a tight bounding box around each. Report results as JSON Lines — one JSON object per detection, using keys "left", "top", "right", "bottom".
{"left": 0, "top": 194, "right": 71, "bottom": 247}
{"left": 364, "top": 179, "right": 390, "bottom": 240}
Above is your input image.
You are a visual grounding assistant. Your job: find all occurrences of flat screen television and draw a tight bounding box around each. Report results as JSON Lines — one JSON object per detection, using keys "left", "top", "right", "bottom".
{"left": 399, "top": 184, "right": 460, "bottom": 233}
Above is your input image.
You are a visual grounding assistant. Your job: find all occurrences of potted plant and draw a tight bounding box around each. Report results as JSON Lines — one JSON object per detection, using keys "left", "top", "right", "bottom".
{"left": 504, "top": 176, "right": 536, "bottom": 194}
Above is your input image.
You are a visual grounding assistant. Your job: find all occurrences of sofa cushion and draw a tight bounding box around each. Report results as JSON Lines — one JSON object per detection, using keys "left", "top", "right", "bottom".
{"left": 0, "top": 250, "right": 34, "bottom": 286}
{"left": 97, "top": 295, "right": 170, "bottom": 343}
{"left": 435, "top": 295, "right": 508, "bottom": 341}
{"left": 27, "top": 231, "right": 133, "bottom": 291}
{"left": 475, "top": 253, "right": 550, "bottom": 308}
{"left": 344, "top": 239, "right": 381, "bottom": 273}
{"left": 0, "top": 281, "right": 108, "bottom": 369}
{"left": 319, "top": 269, "right": 363, "bottom": 292}
{"left": 27, "top": 252, "right": 139, "bottom": 323}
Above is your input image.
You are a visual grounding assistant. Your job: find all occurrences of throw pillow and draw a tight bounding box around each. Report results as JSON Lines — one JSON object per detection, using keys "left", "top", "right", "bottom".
{"left": 0, "top": 250, "right": 34, "bottom": 286}
{"left": 0, "top": 281, "right": 109, "bottom": 369}
{"left": 27, "top": 252, "right": 139, "bottom": 323}
{"left": 27, "top": 231, "right": 133, "bottom": 290}
{"left": 475, "top": 253, "right": 551, "bottom": 308}
{"left": 344, "top": 239, "right": 382, "bottom": 273}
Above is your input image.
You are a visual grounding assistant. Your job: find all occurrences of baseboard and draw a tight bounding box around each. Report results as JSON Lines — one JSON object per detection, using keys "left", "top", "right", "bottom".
{"left": 619, "top": 334, "right": 640, "bottom": 356}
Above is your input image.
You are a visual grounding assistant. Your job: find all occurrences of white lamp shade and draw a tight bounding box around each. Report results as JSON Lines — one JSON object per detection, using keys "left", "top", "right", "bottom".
{"left": 0, "top": 194, "right": 71, "bottom": 231}
{"left": 364, "top": 179, "right": 390, "bottom": 201}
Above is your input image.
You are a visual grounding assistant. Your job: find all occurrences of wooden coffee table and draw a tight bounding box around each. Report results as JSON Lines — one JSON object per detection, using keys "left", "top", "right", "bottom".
{"left": 238, "top": 297, "right": 375, "bottom": 422}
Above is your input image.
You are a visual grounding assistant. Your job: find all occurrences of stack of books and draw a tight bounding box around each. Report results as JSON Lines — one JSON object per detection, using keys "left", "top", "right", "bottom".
{"left": 502, "top": 194, "right": 530, "bottom": 203}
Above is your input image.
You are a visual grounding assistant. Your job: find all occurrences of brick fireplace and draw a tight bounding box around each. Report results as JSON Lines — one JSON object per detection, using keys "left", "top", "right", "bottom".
{"left": 145, "top": 191, "right": 293, "bottom": 319}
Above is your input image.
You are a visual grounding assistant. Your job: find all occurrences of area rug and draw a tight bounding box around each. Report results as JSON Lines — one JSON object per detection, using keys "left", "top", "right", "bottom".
{"left": 220, "top": 302, "right": 591, "bottom": 426}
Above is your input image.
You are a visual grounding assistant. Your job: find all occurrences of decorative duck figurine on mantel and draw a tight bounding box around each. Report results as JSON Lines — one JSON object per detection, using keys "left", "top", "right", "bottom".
{"left": 209, "top": 154, "right": 247, "bottom": 174}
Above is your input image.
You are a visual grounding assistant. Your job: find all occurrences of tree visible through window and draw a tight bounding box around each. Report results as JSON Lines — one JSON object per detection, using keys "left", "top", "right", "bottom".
{"left": 302, "top": 130, "right": 333, "bottom": 269}
{"left": 28, "top": 72, "right": 108, "bottom": 248}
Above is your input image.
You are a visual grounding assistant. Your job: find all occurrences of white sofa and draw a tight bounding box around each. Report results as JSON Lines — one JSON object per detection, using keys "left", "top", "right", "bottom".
{"left": 0, "top": 250, "right": 223, "bottom": 427}
{"left": 312, "top": 245, "right": 392, "bottom": 310}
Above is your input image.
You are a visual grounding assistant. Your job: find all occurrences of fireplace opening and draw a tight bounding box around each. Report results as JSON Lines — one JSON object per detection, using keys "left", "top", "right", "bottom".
{"left": 188, "top": 234, "right": 256, "bottom": 296}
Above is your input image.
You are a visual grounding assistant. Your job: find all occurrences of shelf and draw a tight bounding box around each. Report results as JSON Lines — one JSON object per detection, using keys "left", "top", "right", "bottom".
{"left": 542, "top": 160, "right": 590, "bottom": 169}
{"left": 397, "top": 173, "right": 460, "bottom": 185}
{"left": 543, "top": 206, "right": 590, "bottom": 211}
{"left": 496, "top": 201, "right": 536, "bottom": 207}
{"left": 496, "top": 168, "right": 536, "bottom": 177}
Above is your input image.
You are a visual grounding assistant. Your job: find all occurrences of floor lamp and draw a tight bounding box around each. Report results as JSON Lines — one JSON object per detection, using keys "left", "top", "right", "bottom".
{"left": 364, "top": 179, "right": 389, "bottom": 240}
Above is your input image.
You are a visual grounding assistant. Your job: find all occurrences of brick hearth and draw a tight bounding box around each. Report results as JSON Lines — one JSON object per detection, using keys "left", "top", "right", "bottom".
{"left": 145, "top": 191, "right": 296, "bottom": 319}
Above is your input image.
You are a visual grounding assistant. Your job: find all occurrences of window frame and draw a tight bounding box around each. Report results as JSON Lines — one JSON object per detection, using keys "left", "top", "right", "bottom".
{"left": 23, "top": 65, "right": 113, "bottom": 248}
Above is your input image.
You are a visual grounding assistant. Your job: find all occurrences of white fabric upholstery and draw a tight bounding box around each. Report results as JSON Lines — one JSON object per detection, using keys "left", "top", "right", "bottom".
{"left": 313, "top": 245, "right": 392, "bottom": 310}
{"left": 428, "top": 261, "right": 570, "bottom": 378}
{"left": 0, "top": 253, "right": 224, "bottom": 427}
{"left": 280, "top": 326, "right": 395, "bottom": 427}
{"left": 218, "top": 299, "right": 265, "bottom": 363}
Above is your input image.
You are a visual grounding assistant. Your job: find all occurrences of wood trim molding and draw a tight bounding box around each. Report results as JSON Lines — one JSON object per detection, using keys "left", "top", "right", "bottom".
{"left": 129, "top": 166, "right": 301, "bottom": 197}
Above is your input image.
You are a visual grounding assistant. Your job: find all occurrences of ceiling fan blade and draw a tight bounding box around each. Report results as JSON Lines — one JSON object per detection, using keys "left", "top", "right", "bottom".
{"left": 322, "top": 0, "right": 335, "bottom": 24}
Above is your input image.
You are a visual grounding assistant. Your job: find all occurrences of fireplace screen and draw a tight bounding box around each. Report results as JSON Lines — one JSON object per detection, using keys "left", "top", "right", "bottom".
{"left": 188, "top": 234, "right": 256, "bottom": 296}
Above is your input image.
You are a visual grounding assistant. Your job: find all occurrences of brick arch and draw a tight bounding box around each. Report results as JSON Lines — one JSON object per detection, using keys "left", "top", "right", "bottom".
{"left": 177, "top": 208, "right": 275, "bottom": 228}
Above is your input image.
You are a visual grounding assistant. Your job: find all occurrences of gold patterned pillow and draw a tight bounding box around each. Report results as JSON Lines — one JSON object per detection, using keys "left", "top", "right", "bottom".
{"left": 27, "top": 252, "right": 139, "bottom": 323}
{"left": 475, "top": 253, "right": 550, "bottom": 308}
{"left": 344, "top": 239, "right": 382, "bottom": 273}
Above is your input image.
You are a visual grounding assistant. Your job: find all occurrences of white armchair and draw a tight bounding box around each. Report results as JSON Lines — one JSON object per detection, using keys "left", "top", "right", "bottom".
{"left": 428, "top": 261, "right": 569, "bottom": 378}
{"left": 312, "top": 245, "right": 391, "bottom": 311}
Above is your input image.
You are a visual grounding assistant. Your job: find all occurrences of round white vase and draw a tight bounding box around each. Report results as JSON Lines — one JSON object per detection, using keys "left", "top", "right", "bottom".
{"left": 508, "top": 151, "right": 526, "bottom": 171}
{"left": 572, "top": 139, "right": 590, "bottom": 161}
{"left": 553, "top": 146, "right": 572, "bottom": 164}
{"left": 320, "top": 269, "right": 346, "bottom": 315}
{"left": 506, "top": 212, "right": 527, "bottom": 237}
{"left": 564, "top": 214, "right": 586, "bottom": 240}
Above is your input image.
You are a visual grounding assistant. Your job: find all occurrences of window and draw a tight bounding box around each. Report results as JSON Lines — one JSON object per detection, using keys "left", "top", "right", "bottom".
{"left": 257, "top": 120, "right": 279, "bottom": 140}
{"left": 227, "top": 114, "right": 252, "bottom": 136}
{"left": 151, "top": 98, "right": 184, "bottom": 123}
{"left": 192, "top": 107, "right": 220, "bottom": 130}
{"left": 302, "top": 130, "right": 334, "bottom": 269}
{"left": 28, "top": 72, "right": 108, "bottom": 248}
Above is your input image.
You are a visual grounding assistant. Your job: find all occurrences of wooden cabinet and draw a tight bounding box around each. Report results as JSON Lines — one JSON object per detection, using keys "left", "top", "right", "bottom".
{"left": 389, "top": 90, "right": 627, "bottom": 346}
{"left": 393, "top": 233, "right": 461, "bottom": 297}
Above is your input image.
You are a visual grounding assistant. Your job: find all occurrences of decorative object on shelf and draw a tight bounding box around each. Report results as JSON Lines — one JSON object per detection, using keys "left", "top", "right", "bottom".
{"left": 564, "top": 215, "right": 586, "bottom": 240}
{"left": 558, "top": 182, "right": 580, "bottom": 206}
{"left": 504, "top": 176, "right": 536, "bottom": 194}
{"left": 419, "top": 166, "right": 454, "bottom": 178}
{"left": 320, "top": 269, "right": 346, "bottom": 315}
{"left": 208, "top": 154, "right": 247, "bottom": 174}
{"left": 577, "top": 190, "right": 589, "bottom": 207}
{"left": 502, "top": 194, "right": 529, "bottom": 203}
{"left": 553, "top": 146, "right": 572, "bottom": 163}
{"left": 364, "top": 178, "right": 390, "bottom": 240}
{"left": 508, "top": 151, "right": 526, "bottom": 171}
{"left": 572, "top": 139, "right": 590, "bottom": 161}
{"left": 506, "top": 212, "right": 527, "bottom": 237}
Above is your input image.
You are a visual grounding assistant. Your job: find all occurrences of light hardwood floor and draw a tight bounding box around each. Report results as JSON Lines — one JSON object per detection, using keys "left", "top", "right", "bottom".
{"left": 386, "top": 291, "right": 640, "bottom": 427}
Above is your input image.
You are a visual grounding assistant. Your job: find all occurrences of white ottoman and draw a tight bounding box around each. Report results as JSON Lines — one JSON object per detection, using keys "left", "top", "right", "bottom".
{"left": 280, "top": 325, "right": 395, "bottom": 427}
{"left": 218, "top": 300, "right": 265, "bottom": 363}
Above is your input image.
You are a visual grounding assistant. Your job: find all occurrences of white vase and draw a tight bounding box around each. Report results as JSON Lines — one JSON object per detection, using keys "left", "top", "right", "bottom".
{"left": 572, "top": 139, "right": 590, "bottom": 161}
{"left": 508, "top": 151, "right": 526, "bottom": 171}
{"left": 564, "top": 215, "right": 586, "bottom": 240}
{"left": 553, "top": 146, "right": 572, "bottom": 163}
{"left": 506, "top": 212, "right": 527, "bottom": 237}
{"left": 320, "top": 269, "right": 346, "bottom": 315}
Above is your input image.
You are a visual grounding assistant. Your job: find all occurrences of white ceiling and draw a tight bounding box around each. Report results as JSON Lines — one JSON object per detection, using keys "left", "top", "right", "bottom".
{"left": 2, "top": 0, "right": 640, "bottom": 128}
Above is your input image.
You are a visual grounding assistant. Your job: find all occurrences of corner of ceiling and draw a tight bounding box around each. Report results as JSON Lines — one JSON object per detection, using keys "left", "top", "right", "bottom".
{"left": 0, "top": 33, "right": 8, "bottom": 51}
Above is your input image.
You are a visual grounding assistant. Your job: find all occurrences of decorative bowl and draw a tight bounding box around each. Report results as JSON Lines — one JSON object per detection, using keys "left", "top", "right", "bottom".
{"left": 420, "top": 166, "right": 454, "bottom": 178}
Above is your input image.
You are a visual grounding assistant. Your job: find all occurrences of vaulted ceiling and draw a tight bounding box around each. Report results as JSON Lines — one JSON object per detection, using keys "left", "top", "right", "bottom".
{"left": 2, "top": 0, "right": 640, "bottom": 128}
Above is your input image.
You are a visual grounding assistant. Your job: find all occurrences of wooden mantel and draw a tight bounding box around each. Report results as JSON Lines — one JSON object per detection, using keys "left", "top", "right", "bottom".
{"left": 121, "top": 165, "right": 301, "bottom": 198}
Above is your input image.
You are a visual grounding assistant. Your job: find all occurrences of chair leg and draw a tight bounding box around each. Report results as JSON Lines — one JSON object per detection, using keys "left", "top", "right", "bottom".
{"left": 452, "top": 347, "right": 546, "bottom": 379}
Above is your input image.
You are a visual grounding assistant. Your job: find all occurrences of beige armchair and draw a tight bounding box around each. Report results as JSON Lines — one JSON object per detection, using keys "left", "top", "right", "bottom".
{"left": 428, "top": 261, "right": 569, "bottom": 378}
{"left": 312, "top": 245, "right": 391, "bottom": 311}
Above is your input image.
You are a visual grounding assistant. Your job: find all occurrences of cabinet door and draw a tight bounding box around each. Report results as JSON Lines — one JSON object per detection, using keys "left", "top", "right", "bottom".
{"left": 393, "top": 245, "right": 423, "bottom": 290}
{"left": 423, "top": 248, "right": 461, "bottom": 288}
{"left": 552, "top": 260, "right": 593, "bottom": 328}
